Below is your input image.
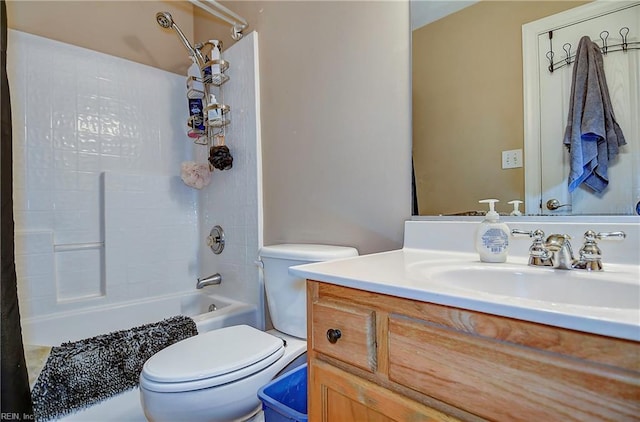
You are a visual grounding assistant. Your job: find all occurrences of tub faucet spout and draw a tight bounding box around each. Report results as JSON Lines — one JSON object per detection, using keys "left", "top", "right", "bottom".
{"left": 197, "top": 273, "right": 222, "bottom": 289}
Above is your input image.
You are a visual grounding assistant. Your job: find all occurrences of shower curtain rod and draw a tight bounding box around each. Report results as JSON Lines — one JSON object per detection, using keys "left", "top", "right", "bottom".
{"left": 189, "top": 0, "right": 248, "bottom": 39}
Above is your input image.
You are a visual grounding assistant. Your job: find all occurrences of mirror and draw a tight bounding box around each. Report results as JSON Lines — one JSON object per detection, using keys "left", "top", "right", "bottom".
{"left": 411, "top": 0, "right": 611, "bottom": 216}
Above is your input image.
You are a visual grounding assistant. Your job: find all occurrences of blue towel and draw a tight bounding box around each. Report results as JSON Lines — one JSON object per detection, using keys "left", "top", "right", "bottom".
{"left": 563, "top": 36, "right": 626, "bottom": 193}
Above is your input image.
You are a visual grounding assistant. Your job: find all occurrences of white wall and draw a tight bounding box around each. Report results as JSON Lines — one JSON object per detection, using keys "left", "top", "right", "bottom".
{"left": 210, "top": 1, "right": 413, "bottom": 254}
{"left": 195, "top": 32, "right": 264, "bottom": 326}
{"left": 8, "top": 30, "right": 197, "bottom": 318}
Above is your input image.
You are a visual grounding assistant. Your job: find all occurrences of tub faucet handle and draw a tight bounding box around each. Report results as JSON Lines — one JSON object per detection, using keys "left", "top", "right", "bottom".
{"left": 207, "top": 225, "right": 225, "bottom": 255}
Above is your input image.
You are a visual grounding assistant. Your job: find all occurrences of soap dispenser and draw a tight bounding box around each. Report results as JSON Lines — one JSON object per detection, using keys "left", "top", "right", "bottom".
{"left": 475, "top": 199, "right": 510, "bottom": 263}
{"left": 508, "top": 200, "right": 523, "bottom": 216}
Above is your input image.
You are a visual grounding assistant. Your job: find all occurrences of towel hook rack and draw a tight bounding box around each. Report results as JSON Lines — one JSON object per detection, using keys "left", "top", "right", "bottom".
{"left": 546, "top": 50, "right": 555, "bottom": 72}
{"left": 620, "top": 27, "right": 629, "bottom": 51}
{"left": 600, "top": 30, "right": 609, "bottom": 54}
{"left": 563, "top": 43, "right": 572, "bottom": 66}
{"left": 546, "top": 26, "right": 640, "bottom": 73}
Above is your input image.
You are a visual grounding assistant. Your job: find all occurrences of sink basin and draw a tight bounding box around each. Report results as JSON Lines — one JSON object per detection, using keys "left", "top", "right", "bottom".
{"left": 410, "top": 262, "right": 640, "bottom": 309}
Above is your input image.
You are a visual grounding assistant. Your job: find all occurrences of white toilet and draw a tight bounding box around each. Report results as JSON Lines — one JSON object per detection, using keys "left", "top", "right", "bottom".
{"left": 139, "top": 244, "right": 358, "bottom": 422}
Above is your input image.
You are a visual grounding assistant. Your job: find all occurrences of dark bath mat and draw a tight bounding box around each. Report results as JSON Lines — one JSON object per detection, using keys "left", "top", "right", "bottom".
{"left": 31, "top": 315, "right": 198, "bottom": 421}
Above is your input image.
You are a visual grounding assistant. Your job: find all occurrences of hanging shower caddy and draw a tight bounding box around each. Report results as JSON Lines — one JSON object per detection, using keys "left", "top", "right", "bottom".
{"left": 156, "top": 10, "right": 246, "bottom": 170}
{"left": 186, "top": 40, "right": 231, "bottom": 147}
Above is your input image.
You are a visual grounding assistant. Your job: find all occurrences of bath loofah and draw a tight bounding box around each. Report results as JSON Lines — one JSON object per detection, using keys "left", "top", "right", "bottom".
{"left": 180, "top": 161, "right": 211, "bottom": 189}
{"left": 31, "top": 315, "right": 198, "bottom": 421}
{"left": 209, "top": 145, "right": 233, "bottom": 170}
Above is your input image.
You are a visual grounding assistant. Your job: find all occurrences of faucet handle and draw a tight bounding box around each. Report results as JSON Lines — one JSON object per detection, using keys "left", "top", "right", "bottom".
{"left": 511, "top": 228, "right": 545, "bottom": 240}
{"left": 574, "top": 230, "right": 626, "bottom": 271}
{"left": 590, "top": 230, "right": 626, "bottom": 241}
{"left": 511, "top": 229, "right": 553, "bottom": 266}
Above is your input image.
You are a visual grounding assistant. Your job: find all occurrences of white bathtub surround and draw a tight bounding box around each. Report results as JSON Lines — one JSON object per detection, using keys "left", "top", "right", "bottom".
{"left": 104, "top": 171, "right": 198, "bottom": 300}
{"left": 8, "top": 30, "right": 195, "bottom": 318}
{"left": 9, "top": 28, "right": 263, "bottom": 324}
{"left": 196, "top": 32, "right": 264, "bottom": 328}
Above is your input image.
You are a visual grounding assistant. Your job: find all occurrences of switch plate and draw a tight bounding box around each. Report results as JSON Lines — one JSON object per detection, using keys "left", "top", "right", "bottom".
{"left": 502, "top": 149, "right": 523, "bottom": 169}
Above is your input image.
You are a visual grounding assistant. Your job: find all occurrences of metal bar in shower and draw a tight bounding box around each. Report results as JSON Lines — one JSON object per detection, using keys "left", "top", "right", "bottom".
{"left": 189, "top": 0, "right": 248, "bottom": 29}
{"left": 54, "top": 242, "right": 105, "bottom": 252}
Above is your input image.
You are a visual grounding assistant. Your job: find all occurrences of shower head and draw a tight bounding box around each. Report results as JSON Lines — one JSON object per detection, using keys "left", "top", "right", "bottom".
{"left": 155, "top": 11, "right": 203, "bottom": 63}
{"left": 156, "top": 12, "right": 174, "bottom": 29}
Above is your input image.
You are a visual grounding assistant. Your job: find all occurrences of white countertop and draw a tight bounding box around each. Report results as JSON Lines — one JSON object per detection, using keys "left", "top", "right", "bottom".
{"left": 290, "top": 247, "right": 640, "bottom": 342}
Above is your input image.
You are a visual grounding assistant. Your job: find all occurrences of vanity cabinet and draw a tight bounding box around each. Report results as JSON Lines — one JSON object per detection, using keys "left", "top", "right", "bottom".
{"left": 307, "top": 280, "right": 640, "bottom": 422}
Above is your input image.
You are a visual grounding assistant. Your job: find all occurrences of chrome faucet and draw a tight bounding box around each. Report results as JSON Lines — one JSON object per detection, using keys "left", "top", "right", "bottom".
{"left": 543, "top": 233, "right": 576, "bottom": 270}
{"left": 512, "top": 229, "right": 575, "bottom": 269}
{"left": 511, "top": 229, "right": 626, "bottom": 271}
{"left": 196, "top": 273, "right": 222, "bottom": 289}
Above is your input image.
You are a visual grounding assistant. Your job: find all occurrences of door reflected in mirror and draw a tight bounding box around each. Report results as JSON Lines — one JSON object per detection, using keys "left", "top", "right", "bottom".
{"left": 411, "top": 0, "right": 638, "bottom": 216}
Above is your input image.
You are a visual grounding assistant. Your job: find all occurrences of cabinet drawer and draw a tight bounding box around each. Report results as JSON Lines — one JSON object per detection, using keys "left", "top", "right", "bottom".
{"left": 311, "top": 301, "right": 376, "bottom": 372}
{"left": 388, "top": 315, "right": 640, "bottom": 422}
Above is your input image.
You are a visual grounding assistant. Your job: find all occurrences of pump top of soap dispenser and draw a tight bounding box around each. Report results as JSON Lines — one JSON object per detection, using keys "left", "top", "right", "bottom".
{"left": 508, "top": 200, "right": 523, "bottom": 216}
{"left": 479, "top": 199, "right": 500, "bottom": 220}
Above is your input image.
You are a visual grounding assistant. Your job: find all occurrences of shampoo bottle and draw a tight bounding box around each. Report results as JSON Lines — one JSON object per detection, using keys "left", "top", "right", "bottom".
{"left": 475, "top": 199, "right": 510, "bottom": 263}
{"left": 209, "top": 40, "right": 222, "bottom": 75}
{"left": 207, "top": 94, "right": 222, "bottom": 126}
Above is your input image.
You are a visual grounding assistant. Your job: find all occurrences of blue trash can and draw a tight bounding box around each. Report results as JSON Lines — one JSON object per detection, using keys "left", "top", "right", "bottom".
{"left": 257, "top": 363, "right": 308, "bottom": 422}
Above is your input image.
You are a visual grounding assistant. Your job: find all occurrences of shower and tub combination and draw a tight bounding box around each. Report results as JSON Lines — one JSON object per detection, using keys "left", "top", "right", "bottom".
{"left": 8, "top": 0, "right": 265, "bottom": 420}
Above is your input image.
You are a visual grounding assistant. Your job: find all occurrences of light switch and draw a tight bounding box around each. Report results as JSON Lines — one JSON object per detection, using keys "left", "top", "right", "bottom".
{"left": 502, "top": 149, "right": 523, "bottom": 169}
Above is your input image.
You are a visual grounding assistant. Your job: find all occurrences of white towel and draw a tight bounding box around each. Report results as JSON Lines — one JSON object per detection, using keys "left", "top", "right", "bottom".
{"left": 563, "top": 36, "right": 626, "bottom": 193}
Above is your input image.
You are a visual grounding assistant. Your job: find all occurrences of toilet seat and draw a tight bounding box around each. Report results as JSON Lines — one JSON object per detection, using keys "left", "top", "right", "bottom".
{"left": 140, "top": 325, "right": 285, "bottom": 393}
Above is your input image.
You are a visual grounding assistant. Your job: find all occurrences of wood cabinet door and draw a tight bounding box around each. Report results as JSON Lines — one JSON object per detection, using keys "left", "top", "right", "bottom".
{"left": 309, "top": 360, "right": 460, "bottom": 422}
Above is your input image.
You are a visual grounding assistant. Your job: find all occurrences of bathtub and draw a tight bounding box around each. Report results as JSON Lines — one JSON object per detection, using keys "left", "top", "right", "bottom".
{"left": 22, "top": 291, "right": 259, "bottom": 346}
{"left": 22, "top": 291, "right": 259, "bottom": 421}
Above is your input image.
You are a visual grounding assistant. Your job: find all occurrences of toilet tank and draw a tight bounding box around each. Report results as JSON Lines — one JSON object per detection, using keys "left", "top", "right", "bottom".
{"left": 259, "top": 244, "right": 358, "bottom": 339}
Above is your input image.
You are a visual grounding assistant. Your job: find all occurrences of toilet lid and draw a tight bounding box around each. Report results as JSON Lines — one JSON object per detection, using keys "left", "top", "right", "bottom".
{"left": 142, "top": 325, "right": 285, "bottom": 384}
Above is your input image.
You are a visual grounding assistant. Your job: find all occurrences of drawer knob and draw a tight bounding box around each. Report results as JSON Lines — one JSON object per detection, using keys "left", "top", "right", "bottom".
{"left": 326, "top": 328, "right": 342, "bottom": 344}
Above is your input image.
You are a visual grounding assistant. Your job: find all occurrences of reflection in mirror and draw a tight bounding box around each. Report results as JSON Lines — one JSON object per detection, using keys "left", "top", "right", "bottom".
{"left": 524, "top": 1, "right": 639, "bottom": 216}
{"left": 411, "top": 1, "right": 591, "bottom": 216}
